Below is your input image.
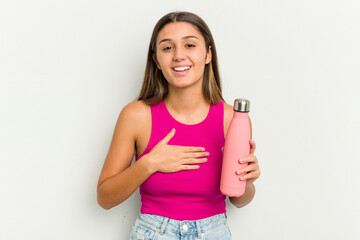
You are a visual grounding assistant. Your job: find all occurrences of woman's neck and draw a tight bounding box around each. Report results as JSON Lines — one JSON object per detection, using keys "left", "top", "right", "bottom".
{"left": 164, "top": 85, "right": 209, "bottom": 116}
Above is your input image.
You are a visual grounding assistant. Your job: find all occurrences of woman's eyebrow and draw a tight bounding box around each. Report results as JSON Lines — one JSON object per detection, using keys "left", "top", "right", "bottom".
{"left": 158, "top": 36, "right": 199, "bottom": 45}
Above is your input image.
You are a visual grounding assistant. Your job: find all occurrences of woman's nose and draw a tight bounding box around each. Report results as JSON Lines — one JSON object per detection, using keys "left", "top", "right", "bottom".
{"left": 173, "top": 47, "right": 186, "bottom": 61}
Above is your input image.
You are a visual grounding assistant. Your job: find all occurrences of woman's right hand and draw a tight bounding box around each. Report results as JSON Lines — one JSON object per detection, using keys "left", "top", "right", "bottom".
{"left": 146, "top": 128, "right": 209, "bottom": 173}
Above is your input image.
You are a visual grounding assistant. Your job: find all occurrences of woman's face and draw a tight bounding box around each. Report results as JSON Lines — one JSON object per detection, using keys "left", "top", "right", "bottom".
{"left": 154, "top": 22, "right": 211, "bottom": 89}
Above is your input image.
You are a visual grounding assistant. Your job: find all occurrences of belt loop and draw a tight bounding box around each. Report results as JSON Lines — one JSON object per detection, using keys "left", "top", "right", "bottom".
{"left": 196, "top": 220, "right": 204, "bottom": 239}
{"left": 160, "top": 217, "right": 169, "bottom": 234}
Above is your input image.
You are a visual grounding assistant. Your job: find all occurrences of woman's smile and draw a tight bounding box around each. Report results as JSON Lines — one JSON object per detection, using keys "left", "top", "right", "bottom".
{"left": 171, "top": 65, "right": 192, "bottom": 75}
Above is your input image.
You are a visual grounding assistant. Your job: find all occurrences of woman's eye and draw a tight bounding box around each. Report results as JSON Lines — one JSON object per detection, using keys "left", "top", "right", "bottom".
{"left": 186, "top": 44, "right": 196, "bottom": 48}
{"left": 162, "top": 46, "right": 172, "bottom": 51}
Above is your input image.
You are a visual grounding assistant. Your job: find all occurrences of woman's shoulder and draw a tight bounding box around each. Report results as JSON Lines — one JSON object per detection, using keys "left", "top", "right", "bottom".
{"left": 122, "top": 100, "right": 150, "bottom": 112}
{"left": 119, "top": 100, "right": 151, "bottom": 122}
{"left": 116, "top": 100, "right": 150, "bottom": 131}
{"left": 223, "top": 102, "right": 233, "bottom": 120}
{"left": 223, "top": 102, "right": 233, "bottom": 112}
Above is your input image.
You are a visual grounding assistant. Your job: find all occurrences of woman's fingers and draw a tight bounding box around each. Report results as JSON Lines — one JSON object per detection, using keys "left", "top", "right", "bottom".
{"left": 160, "top": 129, "right": 207, "bottom": 153}
{"left": 185, "top": 151, "right": 209, "bottom": 158}
{"left": 236, "top": 163, "right": 257, "bottom": 175}
{"left": 181, "top": 157, "right": 207, "bottom": 164}
{"left": 163, "top": 128, "right": 176, "bottom": 144}
{"left": 180, "top": 164, "right": 200, "bottom": 170}
{"left": 183, "top": 146, "right": 206, "bottom": 152}
{"left": 178, "top": 158, "right": 207, "bottom": 171}
{"left": 239, "top": 154, "right": 258, "bottom": 164}
{"left": 236, "top": 153, "right": 260, "bottom": 181}
{"left": 150, "top": 129, "right": 212, "bottom": 172}
{"left": 159, "top": 128, "right": 176, "bottom": 145}
{"left": 240, "top": 169, "right": 260, "bottom": 181}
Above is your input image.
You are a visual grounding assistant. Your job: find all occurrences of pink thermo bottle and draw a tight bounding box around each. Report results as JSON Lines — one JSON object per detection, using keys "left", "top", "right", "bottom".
{"left": 220, "top": 98, "right": 251, "bottom": 197}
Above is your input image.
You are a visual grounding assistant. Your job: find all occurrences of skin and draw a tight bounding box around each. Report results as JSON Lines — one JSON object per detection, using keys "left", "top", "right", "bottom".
{"left": 97, "top": 22, "right": 260, "bottom": 210}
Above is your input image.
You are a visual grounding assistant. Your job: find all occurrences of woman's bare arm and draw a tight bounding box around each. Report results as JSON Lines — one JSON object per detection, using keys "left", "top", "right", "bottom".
{"left": 97, "top": 101, "right": 209, "bottom": 209}
{"left": 97, "top": 101, "right": 152, "bottom": 209}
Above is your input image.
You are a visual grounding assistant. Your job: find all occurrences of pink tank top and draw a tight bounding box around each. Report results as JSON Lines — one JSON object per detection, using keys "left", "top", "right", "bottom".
{"left": 136, "top": 100, "right": 226, "bottom": 220}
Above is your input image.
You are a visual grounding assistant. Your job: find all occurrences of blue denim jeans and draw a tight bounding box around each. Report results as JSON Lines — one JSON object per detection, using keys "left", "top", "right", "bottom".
{"left": 129, "top": 213, "right": 231, "bottom": 240}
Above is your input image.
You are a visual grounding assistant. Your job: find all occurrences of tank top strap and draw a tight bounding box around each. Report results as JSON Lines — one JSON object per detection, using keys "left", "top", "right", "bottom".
{"left": 135, "top": 100, "right": 170, "bottom": 160}
{"left": 210, "top": 100, "right": 224, "bottom": 125}
{"left": 207, "top": 100, "right": 224, "bottom": 138}
{"left": 150, "top": 100, "right": 172, "bottom": 134}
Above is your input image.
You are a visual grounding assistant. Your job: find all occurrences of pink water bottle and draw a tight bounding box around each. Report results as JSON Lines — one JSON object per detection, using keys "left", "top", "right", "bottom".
{"left": 220, "top": 98, "right": 251, "bottom": 197}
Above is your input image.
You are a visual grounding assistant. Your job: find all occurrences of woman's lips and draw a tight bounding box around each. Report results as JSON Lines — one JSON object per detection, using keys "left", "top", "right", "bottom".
{"left": 172, "top": 66, "right": 191, "bottom": 75}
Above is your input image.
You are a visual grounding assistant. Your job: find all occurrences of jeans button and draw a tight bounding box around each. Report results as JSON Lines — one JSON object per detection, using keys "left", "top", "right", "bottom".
{"left": 182, "top": 224, "right": 188, "bottom": 231}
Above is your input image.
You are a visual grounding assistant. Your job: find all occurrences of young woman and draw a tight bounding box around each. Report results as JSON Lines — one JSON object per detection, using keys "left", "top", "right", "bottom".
{"left": 97, "top": 11, "right": 260, "bottom": 240}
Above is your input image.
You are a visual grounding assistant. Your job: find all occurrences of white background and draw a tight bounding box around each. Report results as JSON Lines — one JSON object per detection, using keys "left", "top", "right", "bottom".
{"left": 1, "top": 0, "right": 360, "bottom": 239}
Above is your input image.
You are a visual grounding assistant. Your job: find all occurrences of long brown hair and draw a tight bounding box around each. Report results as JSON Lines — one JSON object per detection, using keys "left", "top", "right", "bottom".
{"left": 137, "top": 11, "right": 224, "bottom": 105}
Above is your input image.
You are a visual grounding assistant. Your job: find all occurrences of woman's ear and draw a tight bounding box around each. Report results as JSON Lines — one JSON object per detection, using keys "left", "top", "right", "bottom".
{"left": 205, "top": 45, "right": 212, "bottom": 64}
{"left": 152, "top": 54, "right": 161, "bottom": 70}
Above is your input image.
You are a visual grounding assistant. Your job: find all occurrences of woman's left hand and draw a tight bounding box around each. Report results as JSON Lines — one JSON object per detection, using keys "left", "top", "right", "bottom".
{"left": 236, "top": 140, "right": 260, "bottom": 184}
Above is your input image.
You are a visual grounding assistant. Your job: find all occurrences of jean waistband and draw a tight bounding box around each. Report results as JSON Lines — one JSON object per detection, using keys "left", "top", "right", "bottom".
{"left": 138, "top": 213, "right": 227, "bottom": 236}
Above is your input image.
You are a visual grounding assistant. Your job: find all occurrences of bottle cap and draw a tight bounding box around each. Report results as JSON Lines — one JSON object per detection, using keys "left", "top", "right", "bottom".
{"left": 234, "top": 98, "right": 250, "bottom": 112}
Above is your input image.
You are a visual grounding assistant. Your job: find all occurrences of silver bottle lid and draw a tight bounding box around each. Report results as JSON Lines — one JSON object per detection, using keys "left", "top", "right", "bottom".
{"left": 234, "top": 98, "right": 250, "bottom": 112}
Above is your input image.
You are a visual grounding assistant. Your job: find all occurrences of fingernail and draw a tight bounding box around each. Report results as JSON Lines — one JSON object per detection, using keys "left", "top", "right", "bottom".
{"left": 240, "top": 159, "right": 244, "bottom": 163}
{"left": 240, "top": 177, "right": 245, "bottom": 180}
{"left": 237, "top": 170, "right": 242, "bottom": 174}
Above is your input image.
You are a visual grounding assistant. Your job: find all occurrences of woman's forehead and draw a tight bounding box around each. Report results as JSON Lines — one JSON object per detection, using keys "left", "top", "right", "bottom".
{"left": 157, "top": 22, "right": 203, "bottom": 43}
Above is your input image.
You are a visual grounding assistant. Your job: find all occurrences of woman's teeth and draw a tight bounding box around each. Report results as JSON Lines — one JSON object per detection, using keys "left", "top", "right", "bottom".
{"left": 173, "top": 66, "right": 190, "bottom": 72}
